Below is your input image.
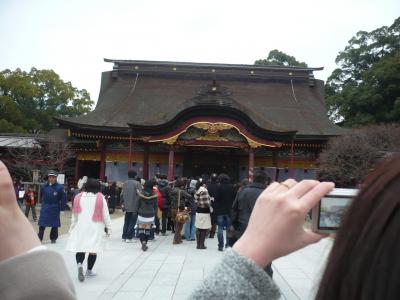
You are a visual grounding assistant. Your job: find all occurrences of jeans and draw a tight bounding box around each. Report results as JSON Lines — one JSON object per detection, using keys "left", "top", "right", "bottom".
{"left": 17, "top": 199, "right": 23, "bottom": 209}
{"left": 122, "top": 212, "right": 138, "bottom": 240}
{"left": 25, "top": 205, "right": 37, "bottom": 220}
{"left": 184, "top": 214, "right": 196, "bottom": 241}
{"left": 217, "top": 215, "right": 231, "bottom": 248}
{"left": 149, "top": 226, "right": 155, "bottom": 240}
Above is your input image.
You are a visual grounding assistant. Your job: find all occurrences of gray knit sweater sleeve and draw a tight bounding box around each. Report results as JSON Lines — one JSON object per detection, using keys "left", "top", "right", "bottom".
{"left": 189, "top": 249, "right": 281, "bottom": 300}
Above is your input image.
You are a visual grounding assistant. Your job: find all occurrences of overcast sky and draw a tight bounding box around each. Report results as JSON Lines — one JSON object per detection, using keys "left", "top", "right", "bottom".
{"left": 0, "top": 0, "right": 399, "bottom": 104}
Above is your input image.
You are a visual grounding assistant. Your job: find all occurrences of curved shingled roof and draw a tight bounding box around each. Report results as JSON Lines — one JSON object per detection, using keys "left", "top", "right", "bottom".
{"left": 57, "top": 60, "right": 344, "bottom": 139}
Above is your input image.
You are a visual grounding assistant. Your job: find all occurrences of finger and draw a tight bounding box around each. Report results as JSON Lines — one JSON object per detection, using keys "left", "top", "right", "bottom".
{"left": 302, "top": 231, "right": 328, "bottom": 247}
{"left": 274, "top": 178, "right": 297, "bottom": 194}
{"left": 257, "top": 182, "right": 280, "bottom": 201}
{"left": 264, "top": 182, "right": 280, "bottom": 193}
{"left": 287, "top": 180, "right": 319, "bottom": 198}
{"left": 0, "top": 160, "right": 17, "bottom": 206}
{"left": 300, "top": 182, "right": 335, "bottom": 212}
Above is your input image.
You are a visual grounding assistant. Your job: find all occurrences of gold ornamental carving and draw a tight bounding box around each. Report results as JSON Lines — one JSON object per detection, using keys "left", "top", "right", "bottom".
{"left": 193, "top": 122, "right": 233, "bottom": 133}
{"left": 151, "top": 121, "right": 279, "bottom": 148}
{"left": 196, "top": 133, "right": 228, "bottom": 142}
{"left": 193, "top": 122, "right": 263, "bottom": 148}
{"left": 76, "top": 153, "right": 101, "bottom": 161}
{"left": 246, "top": 138, "right": 263, "bottom": 149}
{"left": 162, "top": 135, "right": 179, "bottom": 145}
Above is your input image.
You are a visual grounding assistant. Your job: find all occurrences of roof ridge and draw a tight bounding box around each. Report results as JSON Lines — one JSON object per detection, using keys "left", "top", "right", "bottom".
{"left": 104, "top": 58, "right": 323, "bottom": 72}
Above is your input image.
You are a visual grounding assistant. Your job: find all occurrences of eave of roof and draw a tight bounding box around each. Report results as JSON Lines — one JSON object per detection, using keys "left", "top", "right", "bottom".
{"left": 55, "top": 118, "right": 129, "bottom": 134}
{"left": 0, "top": 135, "right": 41, "bottom": 148}
{"left": 104, "top": 58, "right": 323, "bottom": 72}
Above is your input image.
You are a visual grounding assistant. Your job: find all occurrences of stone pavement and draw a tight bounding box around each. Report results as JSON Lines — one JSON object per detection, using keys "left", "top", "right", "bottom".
{"left": 47, "top": 216, "right": 333, "bottom": 300}
{"left": 272, "top": 238, "right": 333, "bottom": 299}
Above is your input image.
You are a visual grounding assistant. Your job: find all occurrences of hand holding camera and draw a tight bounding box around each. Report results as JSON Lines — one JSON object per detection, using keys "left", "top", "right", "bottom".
{"left": 233, "top": 179, "right": 334, "bottom": 268}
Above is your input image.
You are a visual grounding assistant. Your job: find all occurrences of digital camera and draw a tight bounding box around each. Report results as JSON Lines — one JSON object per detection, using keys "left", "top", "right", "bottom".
{"left": 311, "top": 188, "right": 359, "bottom": 234}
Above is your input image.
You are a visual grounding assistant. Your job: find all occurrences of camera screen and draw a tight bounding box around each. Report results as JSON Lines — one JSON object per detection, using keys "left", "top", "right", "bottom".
{"left": 318, "top": 197, "right": 352, "bottom": 229}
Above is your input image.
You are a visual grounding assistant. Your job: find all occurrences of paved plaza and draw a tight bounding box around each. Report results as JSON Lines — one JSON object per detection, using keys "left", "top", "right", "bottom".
{"left": 47, "top": 216, "right": 333, "bottom": 300}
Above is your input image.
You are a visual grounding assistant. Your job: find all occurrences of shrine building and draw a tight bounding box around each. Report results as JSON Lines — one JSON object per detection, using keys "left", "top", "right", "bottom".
{"left": 56, "top": 59, "right": 344, "bottom": 183}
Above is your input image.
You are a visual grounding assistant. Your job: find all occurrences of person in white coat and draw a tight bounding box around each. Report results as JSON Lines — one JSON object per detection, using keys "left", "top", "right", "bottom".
{"left": 66, "top": 178, "right": 112, "bottom": 282}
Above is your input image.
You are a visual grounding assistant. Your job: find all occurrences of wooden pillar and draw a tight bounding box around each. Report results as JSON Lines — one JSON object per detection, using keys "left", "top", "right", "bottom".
{"left": 143, "top": 144, "right": 149, "bottom": 180}
{"left": 167, "top": 145, "right": 175, "bottom": 182}
{"left": 99, "top": 143, "right": 106, "bottom": 182}
{"left": 74, "top": 158, "right": 79, "bottom": 181}
{"left": 248, "top": 147, "right": 254, "bottom": 183}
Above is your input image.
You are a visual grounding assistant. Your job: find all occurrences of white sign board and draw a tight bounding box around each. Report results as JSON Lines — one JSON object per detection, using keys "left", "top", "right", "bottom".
{"left": 57, "top": 174, "right": 65, "bottom": 185}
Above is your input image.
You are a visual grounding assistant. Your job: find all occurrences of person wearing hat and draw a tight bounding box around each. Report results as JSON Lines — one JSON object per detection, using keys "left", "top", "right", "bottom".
{"left": 38, "top": 170, "right": 66, "bottom": 243}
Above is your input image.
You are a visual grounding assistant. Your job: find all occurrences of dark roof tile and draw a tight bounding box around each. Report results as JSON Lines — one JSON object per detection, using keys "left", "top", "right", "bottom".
{"left": 59, "top": 60, "right": 344, "bottom": 138}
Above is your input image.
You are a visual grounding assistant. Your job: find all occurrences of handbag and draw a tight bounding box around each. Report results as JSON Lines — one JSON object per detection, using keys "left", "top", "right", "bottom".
{"left": 175, "top": 190, "right": 189, "bottom": 224}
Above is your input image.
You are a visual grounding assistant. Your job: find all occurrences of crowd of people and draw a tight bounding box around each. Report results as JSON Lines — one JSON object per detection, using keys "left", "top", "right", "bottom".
{"left": 11, "top": 168, "right": 269, "bottom": 278}
{"left": 117, "top": 171, "right": 267, "bottom": 254}
{"left": 12, "top": 168, "right": 276, "bottom": 282}
{"left": 70, "top": 170, "right": 265, "bottom": 255}
{"left": 2, "top": 154, "right": 400, "bottom": 299}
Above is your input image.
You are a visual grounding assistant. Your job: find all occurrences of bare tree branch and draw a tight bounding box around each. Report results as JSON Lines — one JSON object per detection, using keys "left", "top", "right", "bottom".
{"left": 318, "top": 124, "right": 400, "bottom": 187}
{"left": 6, "top": 133, "right": 74, "bottom": 181}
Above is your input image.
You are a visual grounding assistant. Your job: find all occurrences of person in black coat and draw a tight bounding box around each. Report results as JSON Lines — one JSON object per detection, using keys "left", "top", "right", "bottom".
{"left": 230, "top": 170, "right": 273, "bottom": 277}
{"left": 156, "top": 174, "right": 171, "bottom": 235}
{"left": 214, "top": 174, "right": 237, "bottom": 251}
{"left": 104, "top": 182, "right": 117, "bottom": 214}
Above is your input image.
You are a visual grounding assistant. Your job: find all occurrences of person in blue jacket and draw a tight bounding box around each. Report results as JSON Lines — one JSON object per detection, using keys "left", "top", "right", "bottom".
{"left": 38, "top": 170, "right": 66, "bottom": 243}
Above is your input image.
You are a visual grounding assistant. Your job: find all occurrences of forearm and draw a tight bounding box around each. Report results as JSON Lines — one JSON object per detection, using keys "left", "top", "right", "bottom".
{"left": 190, "top": 248, "right": 280, "bottom": 300}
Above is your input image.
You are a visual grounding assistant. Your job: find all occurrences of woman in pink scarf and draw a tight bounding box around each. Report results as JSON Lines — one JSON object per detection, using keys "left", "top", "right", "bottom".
{"left": 66, "top": 178, "right": 112, "bottom": 282}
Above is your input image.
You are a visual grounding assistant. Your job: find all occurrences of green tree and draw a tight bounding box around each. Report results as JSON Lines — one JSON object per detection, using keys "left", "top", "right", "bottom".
{"left": 0, "top": 68, "right": 94, "bottom": 133}
{"left": 326, "top": 17, "right": 400, "bottom": 126}
{"left": 255, "top": 49, "right": 308, "bottom": 67}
